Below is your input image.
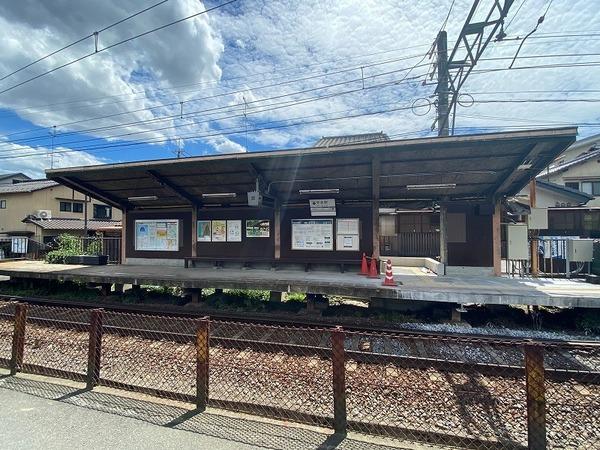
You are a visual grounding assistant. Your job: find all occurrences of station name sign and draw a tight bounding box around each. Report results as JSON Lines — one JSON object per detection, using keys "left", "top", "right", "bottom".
{"left": 309, "top": 198, "right": 336, "bottom": 216}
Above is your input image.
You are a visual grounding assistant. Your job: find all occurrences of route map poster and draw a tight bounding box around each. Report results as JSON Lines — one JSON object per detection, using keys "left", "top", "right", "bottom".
{"left": 135, "top": 220, "right": 179, "bottom": 251}
{"left": 291, "top": 219, "right": 333, "bottom": 250}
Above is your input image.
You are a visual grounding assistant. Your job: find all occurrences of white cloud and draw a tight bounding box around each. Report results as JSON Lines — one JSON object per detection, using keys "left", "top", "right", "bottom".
{"left": 0, "top": 0, "right": 599, "bottom": 174}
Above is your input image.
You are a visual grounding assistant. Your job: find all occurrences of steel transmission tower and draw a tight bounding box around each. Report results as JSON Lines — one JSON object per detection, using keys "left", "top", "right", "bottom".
{"left": 435, "top": 0, "right": 515, "bottom": 136}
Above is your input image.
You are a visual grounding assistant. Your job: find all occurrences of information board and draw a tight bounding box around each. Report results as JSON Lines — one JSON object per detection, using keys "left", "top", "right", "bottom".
{"left": 211, "top": 220, "right": 227, "bottom": 242}
{"left": 135, "top": 220, "right": 179, "bottom": 251}
{"left": 227, "top": 220, "right": 242, "bottom": 242}
{"left": 246, "top": 219, "right": 270, "bottom": 238}
{"left": 336, "top": 218, "right": 360, "bottom": 251}
{"left": 291, "top": 219, "right": 333, "bottom": 250}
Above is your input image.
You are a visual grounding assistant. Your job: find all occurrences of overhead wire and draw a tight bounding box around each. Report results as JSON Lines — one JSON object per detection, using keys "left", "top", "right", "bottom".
{"left": 0, "top": 0, "right": 170, "bottom": 82}
{"left": 0, "top": 0, "right": 237, "bottom": 95}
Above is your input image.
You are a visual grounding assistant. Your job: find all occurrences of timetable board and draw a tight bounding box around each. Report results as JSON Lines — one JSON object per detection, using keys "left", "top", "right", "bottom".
{"left": 291, "top": 219, "right": 334, "bottom": 250}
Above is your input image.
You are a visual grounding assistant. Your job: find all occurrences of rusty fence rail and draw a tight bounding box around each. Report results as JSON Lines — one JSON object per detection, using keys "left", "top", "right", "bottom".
{"left": 0, "top": 300, "right": 598, "bottom": 449}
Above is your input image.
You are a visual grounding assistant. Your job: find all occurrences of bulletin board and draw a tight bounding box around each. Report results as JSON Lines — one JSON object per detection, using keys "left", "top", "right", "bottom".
{"left": 135, "top": 220, "right": 179, "bottom": 251}
{"left": 291, "top": 219, "right": 334, "bottom": 250}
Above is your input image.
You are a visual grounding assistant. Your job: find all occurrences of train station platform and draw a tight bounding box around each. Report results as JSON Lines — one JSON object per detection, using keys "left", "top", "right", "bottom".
{"left": 0, "top": 260, "right": 599, "bottom": 308}
{"left": 0, "top": 372, "right": 420, "bottom": 450}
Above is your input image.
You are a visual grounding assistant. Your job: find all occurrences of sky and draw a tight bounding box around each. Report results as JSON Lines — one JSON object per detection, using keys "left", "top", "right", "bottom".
{"left": 0, "top": 0, "right": 599, "bottom": 178}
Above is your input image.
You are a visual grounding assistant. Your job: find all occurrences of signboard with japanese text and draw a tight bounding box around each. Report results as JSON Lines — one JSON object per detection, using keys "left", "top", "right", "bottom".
{"left": 291, "top": 219, "right": 333, "bottom": 250}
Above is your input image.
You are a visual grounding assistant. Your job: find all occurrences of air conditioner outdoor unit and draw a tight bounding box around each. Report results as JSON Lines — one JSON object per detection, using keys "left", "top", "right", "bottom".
{"left": 35, "top": 210, "right": 52, "bottom": 220}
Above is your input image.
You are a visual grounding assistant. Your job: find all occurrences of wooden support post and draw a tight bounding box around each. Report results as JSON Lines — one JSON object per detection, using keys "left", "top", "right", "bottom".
{"left": 372, "top": 157, "right": 381, "bottom": 266}
{"left": 99, "top": 283, "right": 111, "bottom": 297}
{"left": 113, "top": 284, "right": 124, "bottom": 294}
{"left": 120, "top": 209, "right": 127, "bottom": 264}
{"left": 196, "top": 317, "right": 210, "bottom": 411}
{"left": 214, "top": 288, "right": 223, "bottom": 295}
{"left": 524, "top": 345, "right": 546, "bottom": 450}
{"left": 529, "top": 180, "right": 539, "bottom": 277}
{"left": 274, "top": 200, "right": 281, "bottom": 261}
{"left": 332, "top": 326, "right": 347, "bottom": 435}
{"left": 269, "top": 291, "right": 282, "bottom": 302}
{"left": 439, "top": 204, "right": 448, "bottom": 276}
{"left": 10, "top": 303, "right": 28, "bottom": 375}
{"left": 86, "top": 309, "right": 104, "bottom": 389}
{"left": 493, "top": 200, "right": 502, "bottom": 276}
{"left": 191, "top": 204, "right": 198, "bottom": 258}
{"left": 189, "top": 288, "right": 202, "bottom": 304}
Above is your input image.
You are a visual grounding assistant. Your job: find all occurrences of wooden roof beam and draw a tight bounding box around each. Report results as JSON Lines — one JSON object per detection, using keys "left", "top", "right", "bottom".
{"left": 146, "top": 170, "right": 202, "bottom": 206}
{"left": 54, "top": 176, "right": 131, "bottom": 210}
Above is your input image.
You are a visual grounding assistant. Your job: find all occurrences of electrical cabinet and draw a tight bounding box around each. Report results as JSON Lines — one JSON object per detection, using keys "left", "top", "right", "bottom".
{"left": 527, "top": 208, "right": 548, "bottom": 230}
{"left": 507, "top": 224, "right": 529, "bottom": 260}
{"left": 566, "top": 239, "right": 594, "bottom": 262}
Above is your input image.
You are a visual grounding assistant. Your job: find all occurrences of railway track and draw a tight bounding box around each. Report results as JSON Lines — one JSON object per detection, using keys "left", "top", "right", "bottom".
{"left": 1, "top": 294, "right": 599, "bottom": 384}
{"left": 2, "top": 292, "right": 599, "bottom": 346}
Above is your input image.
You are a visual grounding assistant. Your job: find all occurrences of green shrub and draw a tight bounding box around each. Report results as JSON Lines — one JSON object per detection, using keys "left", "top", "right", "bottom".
{"left": 45, "top": 233, "right": 104, "bottom": 263}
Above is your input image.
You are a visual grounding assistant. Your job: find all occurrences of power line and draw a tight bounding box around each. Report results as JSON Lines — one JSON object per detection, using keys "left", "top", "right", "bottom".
{"left": 0, "top": 100, "right": 432, "bottom": 161}
{"left": 0, "top": 0, "right": 237, "bottom": 95}
{"left": 508, "top": 0, "right": 554, "bottom": 68}
{"left": 0, "top": 71, "right": 429, "bottom": 154}
{"left": 1, "top": 59, "right": 431, "bottom": 148}
{"left": 0, "top": 1, "right": 171, "bottom": 83}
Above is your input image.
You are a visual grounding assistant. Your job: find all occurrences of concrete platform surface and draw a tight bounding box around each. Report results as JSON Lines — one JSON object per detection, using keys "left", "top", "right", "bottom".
{"left": 1, "top": 260, "right": 600, "bottom": 308}
{"left": 0, "top": 372, "right": 417, "bottom": 450}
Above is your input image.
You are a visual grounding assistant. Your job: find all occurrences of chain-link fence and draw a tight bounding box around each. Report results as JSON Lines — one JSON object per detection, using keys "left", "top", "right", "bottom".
{"left": 1, "top": 302, "right": 599, "bottom": 449}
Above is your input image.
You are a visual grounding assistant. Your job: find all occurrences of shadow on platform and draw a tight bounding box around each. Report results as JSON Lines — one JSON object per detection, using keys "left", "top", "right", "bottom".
{"left": 0, "top": 374, "right": 408, "bottom": 450}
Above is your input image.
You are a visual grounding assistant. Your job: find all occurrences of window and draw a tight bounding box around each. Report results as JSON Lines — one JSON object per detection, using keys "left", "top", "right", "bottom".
{"left": 0, "top": 200, "right": 5, "bottom": 209}
{"left": 72, "top": 202, "right": 84, "bottom": 213}
{"left": 59, "top": 201, "right": 72, "bottom": 212}
{"left": 93, "top": 204, "right": 112, "bottom": 219}
{"left": 581, "top": 181, "right": 600, "bottom": 196}
{"left": 565, "top": 182, "right": 580, "bottom": 191}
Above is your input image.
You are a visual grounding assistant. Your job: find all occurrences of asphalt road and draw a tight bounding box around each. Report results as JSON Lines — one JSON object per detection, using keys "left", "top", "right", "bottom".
{"left": 0, "top": 388, "right": 255, "bottom": 450}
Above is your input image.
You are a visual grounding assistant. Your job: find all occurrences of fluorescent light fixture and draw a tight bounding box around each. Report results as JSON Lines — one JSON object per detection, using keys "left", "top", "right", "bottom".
{"left": 299, "top": 188, "right": 340, "bottom": 195}
{"left": 127, "top": 195, "right": 158, "bottom": 201}
{"left": 406, "top": 183, "right": 456, "bottom": 190}
{"left": 202, "top": 192, "right": 237, "bottom": 199}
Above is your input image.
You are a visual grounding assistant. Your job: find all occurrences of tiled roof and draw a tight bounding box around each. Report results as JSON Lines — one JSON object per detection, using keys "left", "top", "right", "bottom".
{"left": 543, "top": 148, "right": 600, "bottom": 176}
{"left": 536, "top": 179, "right": 594, "bottom": 204}
{"left": 314, "top": 132, "right": 390, "bottom": 148}
{"left": 22, "top": 217, "right": 121, "bottom": 231}
{"left": 0, "top": 172, "right": 30, "bottom": 182}
{"left": 0, "top": 179, "right": 58, "bottom": 194}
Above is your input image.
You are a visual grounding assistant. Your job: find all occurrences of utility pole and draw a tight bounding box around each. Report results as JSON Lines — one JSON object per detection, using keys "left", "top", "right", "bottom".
{"left": 436, "top": 31, "right": 449, "bottom": 137}
{"left": 434, "top": 0, "right": 514, "bottom": 135}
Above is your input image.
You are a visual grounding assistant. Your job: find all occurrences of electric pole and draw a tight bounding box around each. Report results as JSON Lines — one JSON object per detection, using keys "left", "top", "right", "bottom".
{"left": 434, "top": 0, "right": 514, "bottom": 136}
{"left": 436, "top": 31, "right": 449, "bottom": 137}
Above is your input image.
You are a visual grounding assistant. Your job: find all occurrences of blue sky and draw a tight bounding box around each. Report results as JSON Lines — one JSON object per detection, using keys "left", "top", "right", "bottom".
{"left": 0, "top": 0, "right": 599, "bottom": 178}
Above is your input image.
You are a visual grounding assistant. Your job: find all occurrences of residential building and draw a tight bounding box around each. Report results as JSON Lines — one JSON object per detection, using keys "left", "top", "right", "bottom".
{"left": 517, "top": 179, "right": 593, "bottom": 209}
{"left": 0, "top": 179, "right": 121, "bottom": 243}
{"left": 537, "top": 133, "right": 600, "bottom": 206}
{"left": 0, "top": 172, "right": 31, "bottom": 185}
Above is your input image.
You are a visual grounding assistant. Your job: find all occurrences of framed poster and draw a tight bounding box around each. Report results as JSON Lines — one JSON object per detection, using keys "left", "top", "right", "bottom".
{"left": 211, "top": 220, "right": 227, "bottom": 242}
{"left": 336, "top": 218, "right": 360, "bottom": 251}
{"left": 227, "top": 220, "right": 242, "bottom": 242}
{"left": 197, "top": 220, "right": 212, "bottom": 242}
{"left": 246, "top": 219, "right": 270, "bottom": 238}
{"left": 291, "top": 219, "right": 334, "bottom": 250}
{"left": 135, "top": 220, "right": 179, "bottom": 251}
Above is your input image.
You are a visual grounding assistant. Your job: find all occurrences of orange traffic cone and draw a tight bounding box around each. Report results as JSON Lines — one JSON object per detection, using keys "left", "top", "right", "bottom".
{"left": 367, "top": 255, "right": 379, "bottom": 278}
{"left": 383, "top": 259, "right": 397, "bottom": 286}
{"left": 358, "top": 253, "right": 369, "bottom": 275}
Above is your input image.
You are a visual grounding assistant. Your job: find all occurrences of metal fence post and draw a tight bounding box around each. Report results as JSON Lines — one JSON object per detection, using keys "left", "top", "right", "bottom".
{"left": 332, "top": 326, "right": 347, "bottom": 434}
{"left": 10, "top": 303, "right": 28, "bottom": 375}
{"left": 524, "top": 344, "right": 546, "bottom": 450}
{"left": 86, "top": 309, "right": 104, "bottom": 389}
{"left": 196, "top": 316, "right": 210, "bottom": 411}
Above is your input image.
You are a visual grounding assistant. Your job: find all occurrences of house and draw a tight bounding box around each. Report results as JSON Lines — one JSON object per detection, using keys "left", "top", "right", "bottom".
{"left": 517, "top": 179, "right": 593, "bottom": 209}
{"left": 0, "top": 179, "right": 122, "bottom": 244}
{"left": 0, "top": 172, "right": 31, "bottom": 185}
{"left": 538, "top": 133, "right": 600, "bottom": 206}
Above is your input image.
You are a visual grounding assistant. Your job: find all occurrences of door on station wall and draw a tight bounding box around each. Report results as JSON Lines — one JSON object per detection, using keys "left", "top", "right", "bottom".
{"left": 379, "top": 212, "right": 440, "bottom": 257}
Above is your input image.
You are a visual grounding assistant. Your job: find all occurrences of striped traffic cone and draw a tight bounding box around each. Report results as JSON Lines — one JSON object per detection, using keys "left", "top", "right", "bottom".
{"left": 383, "top": 259, "right": 397, "bottom": 286}
{"left": 358, "top": 253, "right": 369, "bottom": 275}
